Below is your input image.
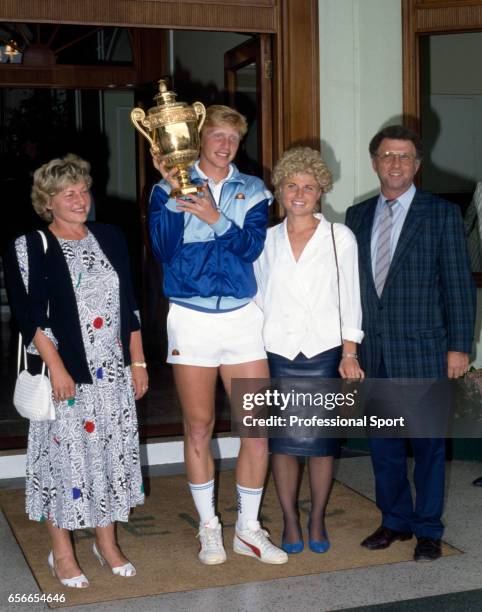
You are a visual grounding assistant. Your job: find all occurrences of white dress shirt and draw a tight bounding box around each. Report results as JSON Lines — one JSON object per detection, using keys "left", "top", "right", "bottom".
{"left": 370, "top": 183, "right": 416, "bottom": 277}
{"left": 254, "top": 214, "right": 364, "bottom": 360}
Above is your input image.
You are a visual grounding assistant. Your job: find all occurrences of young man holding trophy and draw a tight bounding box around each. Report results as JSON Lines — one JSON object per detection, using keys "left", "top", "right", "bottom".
{"left": 139, "top": 84, "right": 287, "bottom": 566}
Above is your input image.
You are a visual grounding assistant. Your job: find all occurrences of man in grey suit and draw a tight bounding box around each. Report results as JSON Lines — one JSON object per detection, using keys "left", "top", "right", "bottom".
{"left": 345, "top": 125, "right": 475, "bottom": 562}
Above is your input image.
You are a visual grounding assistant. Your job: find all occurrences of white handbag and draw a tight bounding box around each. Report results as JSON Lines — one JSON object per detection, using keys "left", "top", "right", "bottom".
{"left": 13, "top": 336, "right": 55, "bottom": 421}
{"left": 12, "top": 230, "right": 56, "bottom": 421}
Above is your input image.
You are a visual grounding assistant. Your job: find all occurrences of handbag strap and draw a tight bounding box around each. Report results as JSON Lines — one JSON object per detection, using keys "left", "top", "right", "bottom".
{"left": 17, "top": 230, "right": 49, "bottom": 377}
{"left": 331, "top": 223, "right": 343, "bottom": 346}
{"left": 37, "top": 228, "right": 48, "bottom": 253}
{"left": 17, "top": 333, "right": 25, "bottom": 376}
{"left": 37, "top": 230, "right": 49, "bottom": 317}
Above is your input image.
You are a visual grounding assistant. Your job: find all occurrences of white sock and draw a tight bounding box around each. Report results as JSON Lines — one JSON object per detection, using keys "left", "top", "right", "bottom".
{"left": 189, "top": 479, "right": 216, "bottom": 525}
{"left": 236, "top": 483, "right": 263, "bottom": 530}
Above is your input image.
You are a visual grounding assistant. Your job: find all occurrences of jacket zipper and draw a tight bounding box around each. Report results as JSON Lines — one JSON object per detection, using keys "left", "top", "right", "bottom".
{"left": 214, "top": 182, "right": 226, "bottom": 312}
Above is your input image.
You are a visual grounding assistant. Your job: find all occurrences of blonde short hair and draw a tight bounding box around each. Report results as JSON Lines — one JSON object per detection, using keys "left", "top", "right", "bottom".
{"left": 31, "top": 154, "right": 92, "bottom": 222}
{"left": 272, "top": 146, "right": 333, "bottom": 205}
{"left": 203, "top": 105, "right": 248, "bottom": 139}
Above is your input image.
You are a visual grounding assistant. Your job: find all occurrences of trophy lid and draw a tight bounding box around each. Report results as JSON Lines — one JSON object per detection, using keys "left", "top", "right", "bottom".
{"left": 153, "top": 79, "right": 182, "bottom": 107}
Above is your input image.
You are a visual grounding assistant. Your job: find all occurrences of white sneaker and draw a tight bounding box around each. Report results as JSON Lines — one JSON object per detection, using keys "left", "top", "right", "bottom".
{"left": 197, "top": 516, "right": 227, "bottom": 565}
{"left": 233, "top": 519, "right": 288, "bottom": 564}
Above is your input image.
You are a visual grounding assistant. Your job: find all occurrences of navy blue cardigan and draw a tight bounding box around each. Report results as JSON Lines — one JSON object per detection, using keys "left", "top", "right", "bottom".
{"left": 4, "top": 222, "right": 141, "bottom": 384}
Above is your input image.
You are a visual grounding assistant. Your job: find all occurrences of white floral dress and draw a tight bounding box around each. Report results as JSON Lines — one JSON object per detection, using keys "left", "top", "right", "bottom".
{"left": 15, "top": 231, "right": 144, "bottom": 529}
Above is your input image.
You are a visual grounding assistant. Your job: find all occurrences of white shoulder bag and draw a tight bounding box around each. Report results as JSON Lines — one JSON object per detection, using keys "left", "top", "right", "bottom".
{"left": 13, "top": 230, "right": 55, "bottom": 421}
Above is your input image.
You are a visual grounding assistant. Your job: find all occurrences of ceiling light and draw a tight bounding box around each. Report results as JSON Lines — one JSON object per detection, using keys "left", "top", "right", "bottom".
{"left": 4, "top": 40, "right": 19, "bottom": 56}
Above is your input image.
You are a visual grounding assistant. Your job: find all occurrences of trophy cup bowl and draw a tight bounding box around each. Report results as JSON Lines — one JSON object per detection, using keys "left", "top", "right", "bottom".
{"left": 131, "top": 80, "right": 206, "bottom": 198}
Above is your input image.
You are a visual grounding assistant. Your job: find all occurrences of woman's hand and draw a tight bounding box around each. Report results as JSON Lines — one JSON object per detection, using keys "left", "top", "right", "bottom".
{"left": 129, "top": 330, "right": 147, "bottom": 400}
{"left": 49, "top": 364, "right": 76, "bottom": 402}
{"left": 32, "top": 328, "right": 75, "bottom": 402}
{"left": 175, "top": 183, "right": 220, "bottom": 225}
{"left": 339, "top": 356, "right": 365, "bottom": 380}
{"left": 131, "top": 365, "right": 148, "bottom": 400}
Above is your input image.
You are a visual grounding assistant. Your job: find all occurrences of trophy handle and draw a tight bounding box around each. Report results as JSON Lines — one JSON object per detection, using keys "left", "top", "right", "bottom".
{"left": 193, "top": 102, "right": 206, "bottom": 133}
{"left": 130, "top": 108, "right": 155, "bottom": 148}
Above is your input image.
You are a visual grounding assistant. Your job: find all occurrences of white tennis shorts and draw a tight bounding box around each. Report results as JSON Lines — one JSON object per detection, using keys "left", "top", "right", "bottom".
{"left": 166, "top": 301, "right": 267, "bottom": 367}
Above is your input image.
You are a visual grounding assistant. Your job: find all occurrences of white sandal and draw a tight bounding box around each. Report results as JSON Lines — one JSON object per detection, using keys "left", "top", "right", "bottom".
{"left": 48, "top": 551, "right": 89, "bottom": 588}
{"left": 92, "top": 542, "right": 136, "bottom": 577}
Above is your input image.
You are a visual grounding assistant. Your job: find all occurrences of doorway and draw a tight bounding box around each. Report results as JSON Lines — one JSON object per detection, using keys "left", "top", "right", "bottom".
{"left": 419, "top": 33, "right": 482, "bottom": 211}
{"left": 0, "top": 25, "right": 274, "bottom": 448}
{"left": 402, "top": 0, "right": 482, "bottom": 284}
{"left": 0, "top": 1, "right": 321, "bottom": 448}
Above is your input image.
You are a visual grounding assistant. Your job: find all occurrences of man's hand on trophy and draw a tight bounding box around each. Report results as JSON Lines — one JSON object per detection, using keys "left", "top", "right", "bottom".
{"left": 150, "top": 150, "right": 181, "bottom": 189}
{"left": 175, "top": 183, "right": 220, "bottom": 225}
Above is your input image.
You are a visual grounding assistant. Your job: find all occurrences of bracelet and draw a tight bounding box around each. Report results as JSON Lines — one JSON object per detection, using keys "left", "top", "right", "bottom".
{"left": 342, "top": 352, "right": 358, "bottom": 360}
{"left": 131, "top": 361, "right": 147, "bottom": 368}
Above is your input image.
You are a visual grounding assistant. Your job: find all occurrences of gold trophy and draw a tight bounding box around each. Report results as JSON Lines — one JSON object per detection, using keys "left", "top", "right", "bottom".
{"left": 131, "top": 80, "right": 206, "bottom": 197}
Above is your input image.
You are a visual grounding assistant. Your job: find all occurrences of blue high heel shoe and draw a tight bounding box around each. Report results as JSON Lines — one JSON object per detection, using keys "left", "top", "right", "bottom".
{"left": 308, "top": 521, "right": 330, "bottom": 553}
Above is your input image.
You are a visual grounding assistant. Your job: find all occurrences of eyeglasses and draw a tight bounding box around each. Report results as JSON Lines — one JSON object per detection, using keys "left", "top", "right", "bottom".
{"left": 375, "top": 152, "right": 417, "bottom": 164}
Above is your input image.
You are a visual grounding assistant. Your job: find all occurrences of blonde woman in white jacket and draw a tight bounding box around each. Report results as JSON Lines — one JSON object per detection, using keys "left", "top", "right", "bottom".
{"left": 254, "top": 147, "right": 364, "bottom": 554}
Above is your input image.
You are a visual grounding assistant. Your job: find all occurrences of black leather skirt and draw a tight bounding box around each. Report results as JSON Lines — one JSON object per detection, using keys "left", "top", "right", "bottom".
{"left": 268, "top": 347, "right": 341, "bottom": 457}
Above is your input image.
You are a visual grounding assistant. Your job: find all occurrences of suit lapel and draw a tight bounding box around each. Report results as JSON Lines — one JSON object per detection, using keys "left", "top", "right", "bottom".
{"left": 357, "top": 197, "right": 378, "bottom": 294}
{"left": 383, "top": 190, "right": 428, "bottom": 292}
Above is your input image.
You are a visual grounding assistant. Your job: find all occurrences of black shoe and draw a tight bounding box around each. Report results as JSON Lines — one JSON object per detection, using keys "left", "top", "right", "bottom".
{"left": 472, "top": 477, "right": 482, "bottom": 486}
{"left": 414, "top": 537, "right": 442, "bottom": 562}
{"left": 361, "top": 525, "right": 413, "bottom": 550}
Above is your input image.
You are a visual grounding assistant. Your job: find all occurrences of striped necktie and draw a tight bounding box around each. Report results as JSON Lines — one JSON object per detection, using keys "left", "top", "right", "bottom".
{"left": 374, "top": 199, "right": 397, "bottom": 297}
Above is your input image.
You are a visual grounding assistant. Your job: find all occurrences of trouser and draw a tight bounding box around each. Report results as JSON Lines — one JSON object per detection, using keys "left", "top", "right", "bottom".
{"left": 369, "top": 360, "right": 445, "bottom": 539}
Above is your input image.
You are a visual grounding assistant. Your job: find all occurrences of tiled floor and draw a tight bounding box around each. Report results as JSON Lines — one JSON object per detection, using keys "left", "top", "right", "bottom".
{"left": 1, "top": 456, "right": 482, "bottom": 612}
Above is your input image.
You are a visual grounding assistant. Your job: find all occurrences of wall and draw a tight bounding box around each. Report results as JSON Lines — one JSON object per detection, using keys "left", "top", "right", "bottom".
{"left": 318, "top": 0, "right": 403, "bottom": 221}
{"left": 429, "top": 32, "right": 482, "bottom": 96}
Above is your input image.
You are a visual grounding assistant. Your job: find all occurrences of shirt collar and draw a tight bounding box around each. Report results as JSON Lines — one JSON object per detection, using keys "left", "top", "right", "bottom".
{"left": 313, "top": 212, "right": 331, "bottom": 231}
{"left": 194, "top": 160, "right": 234, "bottom": 184}
{"left": 380, "top": 183, "right": 416, "bottom": 212}
{"left": 282, "top": 212, "right": 331, "bottom": 235}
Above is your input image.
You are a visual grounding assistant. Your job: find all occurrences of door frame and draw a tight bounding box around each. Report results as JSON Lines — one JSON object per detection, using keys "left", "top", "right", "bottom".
{"left": 402, "top": 0, "right": 482, "bottom": 129}
{"left": 402, "top": 0, "right": 482, "bottom": 285}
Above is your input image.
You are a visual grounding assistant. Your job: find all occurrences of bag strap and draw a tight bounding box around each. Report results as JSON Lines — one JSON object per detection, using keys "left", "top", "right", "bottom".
{"left": 17, "top": 333, "right": 25, "bottom": 376}
{"left": 37, "top": 229, "right": 48, "bottom": 252}
{"left": 17, "top": 230, "right": 49, "bottom": 377}
{"left": 37, "top": 230, "right": 49, "bottom": 318}
{"left": 331, "top": 223, "right": 343, "bottom": 346}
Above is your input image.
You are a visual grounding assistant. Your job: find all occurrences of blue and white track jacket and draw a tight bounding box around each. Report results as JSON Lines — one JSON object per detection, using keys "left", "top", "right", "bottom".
{"left": 149, "top": 163, "right": 272, "bottom": 312}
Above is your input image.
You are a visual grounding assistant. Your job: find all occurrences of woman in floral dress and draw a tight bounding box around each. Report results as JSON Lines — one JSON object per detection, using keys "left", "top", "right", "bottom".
{"left": 4, "top": 154, "right": 146, "bottom": 588}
